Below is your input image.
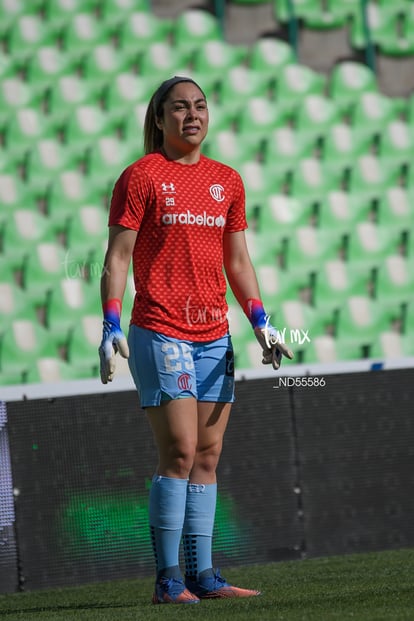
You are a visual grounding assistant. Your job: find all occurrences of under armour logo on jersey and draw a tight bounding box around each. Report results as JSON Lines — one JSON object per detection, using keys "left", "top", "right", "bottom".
{"left": 209, "top": 184, "right": 225, "bottom": 202}
{"left": 161, "top": 182, "right": 176, "bottom": 193}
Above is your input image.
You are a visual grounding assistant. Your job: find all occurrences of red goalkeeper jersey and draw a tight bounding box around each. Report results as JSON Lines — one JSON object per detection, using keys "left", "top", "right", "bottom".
{"left": 108, "top": 151, "right": 247, "bottom": 341}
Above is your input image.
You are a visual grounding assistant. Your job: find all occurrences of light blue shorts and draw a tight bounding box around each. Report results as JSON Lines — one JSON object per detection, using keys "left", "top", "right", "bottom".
{"left": 127, "top": 325, "right": 235, "bottom": 408}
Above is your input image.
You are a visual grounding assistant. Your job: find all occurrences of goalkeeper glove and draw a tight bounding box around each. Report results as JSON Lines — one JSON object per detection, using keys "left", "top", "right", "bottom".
{"left": 99, "top": 298, "right": 129, "bottom": 384}
{"left": 244, "top": 298, "right": 294, "bottom": 370}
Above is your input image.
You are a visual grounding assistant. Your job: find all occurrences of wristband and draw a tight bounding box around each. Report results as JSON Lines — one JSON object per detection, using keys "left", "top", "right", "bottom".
{"left": 102, "top": 298, "right": 122, "bottom": 325}
{"left": 243, "top": 298, "right": 268, "bottom": 330}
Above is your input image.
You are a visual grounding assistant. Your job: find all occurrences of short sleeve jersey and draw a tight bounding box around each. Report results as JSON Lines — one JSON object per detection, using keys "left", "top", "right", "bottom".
{"left": 109, "top": 151, "right": 247, "bottom": 341}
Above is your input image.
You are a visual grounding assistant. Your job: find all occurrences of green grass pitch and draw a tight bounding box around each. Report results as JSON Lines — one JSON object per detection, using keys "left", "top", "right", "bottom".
{"left": 0, "top": 548, "right": 413, "bottom": 620}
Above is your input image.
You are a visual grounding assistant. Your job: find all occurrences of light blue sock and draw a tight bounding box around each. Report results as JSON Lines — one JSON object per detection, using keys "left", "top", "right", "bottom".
{"left": 182, "top": 483, "right": 217, "bottom": 578}
{"left": 149, "top": 475, "right": 188, "bottom": 578}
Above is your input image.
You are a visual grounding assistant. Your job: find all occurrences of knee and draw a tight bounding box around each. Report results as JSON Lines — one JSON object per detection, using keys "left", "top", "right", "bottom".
{"left": 194, "top": 441, "right": 223, "bottom": 476}
{"left": 165, "top": 441, "right": 197, "bottom": 478}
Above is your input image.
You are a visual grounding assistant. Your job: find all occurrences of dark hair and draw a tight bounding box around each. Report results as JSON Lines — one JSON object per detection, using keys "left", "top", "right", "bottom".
{"left": 143, "top": 76, "right": 205, "bottom": 154}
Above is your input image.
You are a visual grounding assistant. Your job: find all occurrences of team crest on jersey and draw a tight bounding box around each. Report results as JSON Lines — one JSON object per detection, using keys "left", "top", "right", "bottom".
{"left": 209, "top": 184, "right": 225, "bottom": 202}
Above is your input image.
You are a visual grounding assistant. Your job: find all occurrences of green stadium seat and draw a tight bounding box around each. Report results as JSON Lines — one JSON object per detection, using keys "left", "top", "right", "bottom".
{"left": 43, "top": 73, "right": 102, "bottom": 116}
{"left": 62, "top": 104, "right": 120, "bottom": 149}
{"left": 61, "top": 13, "right": 112, "bottom": 56}
{"left": 5, "top": 14, "right": 60, "bottom": 58}
{"left": 345, "top": 222, "right": 401, "bottom": 267}
{"left": 0, "top": 77, "right": 39, "bottom": 112}
{"left": 374, "top": 255, "right": 414, "bottom": 306}
{"left": 335, "top": 295, "right": 399, "bottom": 344}
{"left": 138, "top": 42, "right": 189, "bottom": 79}
{"left": 256, "top": 263, "right": 312, "bottom": 313}
{"left": 303, "top": 334, "right": 372, "bottom": 364}
{"left": 312, "top": 258, "right": 370, "bottom": 312}
{"left": 202, "top": 129, "right": 260, "bottom": 168}
{"left": 321, "top": 123, "right": 374, "bottom": 168}
{"left": 239, "top": 160, "right": 287, "bottom": 204}
{"left": 0, "top": 281, "right": 38, "bottom": 327}
{"left": 316, "top": 190, "right": 375, "bottom": 235}
{"left": 43, "top": 0, "right": 98, "bottom": 29}
{"left": 45, "top": 277, "right": 100, "bottom": 340}
{"left": 64, "top": 204, "right": 109, "bottom": 264}
{"left": 21, "top": 241, "right": 69, "bottom": 306}
{"left": 265, "top": 126, "right": 317, "bottom": 166}
{"left": 288, "top": 157, "right": 342, "bottom": 201}
{"left": 34, "top": 356, "right": 96, "bottom": 383}
{"left": 85, "top": 136, "right": 139, "bottom": 183}
{"left": 283, "top": 225, "right": 343, "bottom": 270}
{"left": 351, "top": 91, "right": 399, "bottom": 131}
{"left": 172, "top": 9, "right": 222, "bottom": 53}
{"left": 0, "top": 173, "right": 40, "bottom": 211}
{"left": 378, "top": 186, "right": 413, "bottom": 229}
{"left": 80, "top": 44, "right": 137, "bottom": 82}
{"left": 25, "top": 138, "right": 83, "bottom": 191}
{"left": 329, "top": 61, "right": 377, "bottom": 111}
{"left": 117, "top": 12, "right": 172, "bottom": 55}
{"left": 347, "top": 154, "right": 402, "bottom": 195}
{"left": 294, "top": 94, "right": 341, "bottom": 132}
{"left": 378, "top": 120, "right": 414, "bottom": 167}
{"left": 257, "top": 193, "right": 312, "bottom": 234}
{"left": 236, "top": 95, "right": 290, "bottom": 136}
{"left": 4, "top": 107, "right": 60, "bottom": 156}
{"left": 99, "top": 0, "right": 150, "bottom": 25}
{"left": 276, "top": 63, "right": 326, "bottom": 112}
{"left": 2, "top": 209, "right": 56, "bottom": 264}
{"left": 24, "top": 46, "right": 78, "bottom": 88}
{"left": 102, "top": 72, "right": 156, "bottom": 113}
{"left": 0, "top": 319, "right": 60, "bottom": 377}
{"left": 249, "top": 37, "right": 295, "bottom": 77}
{"left": 219, "top": 67, "right": 273, "bottom": 105}
{"left": 65, "top": 314, "right": 107, "bottom": 378}
{"left": 192, "top": 39, "right": 248, "bottom": 80}
{"left": 370, "top": 331, "right": 414, "bottom": 360}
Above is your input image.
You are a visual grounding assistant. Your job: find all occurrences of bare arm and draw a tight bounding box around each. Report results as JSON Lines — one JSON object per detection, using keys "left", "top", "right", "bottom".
{"left": 100, "top": 225, "right": 138, "bottom": 307}
{"left": 223, "top": 230, "right": 261, "bottom": 308}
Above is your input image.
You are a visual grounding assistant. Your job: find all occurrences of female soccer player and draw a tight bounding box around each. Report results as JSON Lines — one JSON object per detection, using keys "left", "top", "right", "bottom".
{"left": 99, "top": 76, "right": 293, "bottom": 604}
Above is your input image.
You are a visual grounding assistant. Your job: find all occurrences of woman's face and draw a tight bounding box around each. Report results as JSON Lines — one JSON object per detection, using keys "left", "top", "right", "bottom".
{"left": 156, "top": 82, "right": 209, "bottom": 156}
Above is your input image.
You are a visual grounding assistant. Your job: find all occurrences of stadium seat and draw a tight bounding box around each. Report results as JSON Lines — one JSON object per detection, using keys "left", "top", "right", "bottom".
{"left": 138, "top": 42, "right": 189, "bottom": 79}
{"left": 202, "top": 130, "right": 260, "bottom": 167}
{"left": 239, "top": 160, "right": 287, "bottom": 205}
{"left": 303, "top": 334, "right": 371, "bottom": 364}
{"left": 172, "top": 9, "right": 222, "bottom": 53}
{"left": 0, "top": 77, "right": 39, "bottom": 112}
{"left": 249, "top": 37, "right": 295, "bottom": 77}
{"left": 84, "top": 136, "right": 139, "bottom": 183}
{"left": 5, "top": 14, "right": 60, "bottom": 58}
{"left": 46, "top": 171, "right": 105, "bottom": 230}
{"left": 34, "top": 356, "right": 96, "bottom": 382}
{"left": 219, "top": 67, "right": 273, "bottom": 105}
{"left": 99, "top": 0, "right": 150, "bottom": 26}
{"left": 23, "top": 46, "right": 79, "bottom": 88}
{"left": 2, "top": 209, "right": 56, "bottom": 265}
{"left": 335, "top": 294, "right": 396, "bottom": 343}
{"left": 256, "top": 263, "right": 312, "bottom": 312}
{"left": 0, "top": 281, "right": 38, "bottom": 327}
{"left": 283, "top": 225, "right": 343, "bottom": 271}
{"left": 4, "top": 107, "right": 60, "bottom": 157}
{"left": 378, "top": 186, "right": 413, "bottom": 229}
{"left": 62, "top": 104, "right": 120, "bottom": 150}
{"left": 345, "top": 221, "right": 401, "bottom": 266}
{"left": 321, "top": 123, "right": 374, "bottom": 168}
{"left": 0, "top": 173, "right": 40, "bottom": 211}
{"left": 0, "top": 319, "right": 60, "bottom": 377}
{"left": 374, "top": 255, "right": 414, "bottom": 306}
{"left": 64, "top": 204, "right": 109, "bottom": 265}
{"left": 43, "top": 0, "right": 98, "bottom": 29}
{"left": 191, "top": 39, "right": 248, "bottom": 80}
{"left": 102, "top": 72, "right": 156, "bottom": 113}
{"left": 294, "top": 93, "right": 341, "bottom": 132}
{"left": 264, "top": 126, "right": 317, "bottom": 166}
{"left": 312, "top": 258, "right": 370, "bottom": 312}
{"left": 21, "top": 241, "right": 69, "bottom": 306}
{"left": 45, "top": 277, "right": 100, "bottom": 340}
{"left": 25, "top": 138, "right": 83, "bottom": 191}
{"left": 370, "top": 331, "right": 414, "bottom": 360}
{"left": 288, "top": 157, "right": 342, "bottom": 201}
{"left": 236, "top": 96, "right": 290, "bottom": 137}
{"left": 43, "top": 74, "right": 102, "bottom": 116}
{"left": 80, "top": 44, "right": 137, "bottom": 82}
{"left": 60, "top": 13, "right": 112, "bottom": 56}
{"left": 378, "top": 120, "right": 414, "bottom": 167}
{"left": 257, "top": 193, "right": 312, "bottom": 234}
{"left": 347, "top": 154, "right": 402, "bottom": 196}
{"left": 351, "top": 91, "right": 399, "bottom": 131}
{"left": 275, "top": 63, "right": 326, "bottom": 112}
{"left": 117, "top": 12, "right": 173, "bottom": 55}
{"left": 329, "top": 61, "right": 377, "bottom": 111}
{"left": 316, "top": 190, "right": 376, "bottom": 235}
